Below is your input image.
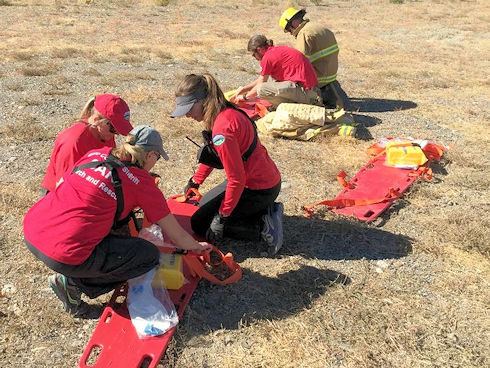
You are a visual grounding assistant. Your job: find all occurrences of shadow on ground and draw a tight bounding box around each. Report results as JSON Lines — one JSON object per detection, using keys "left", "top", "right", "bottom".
{"left": 163, "top": 263, "right": 349, "bottom": 364}
{"left": 349, "top": 98, "right": 417, "bottom": 113}
{"left": 283, "top": 216, "right": 413, "bottom": 260}
{"left": 222, "top": 215, "right": 412, "bottom": 263}
{"left": 352, "top": 113, "right": 382, "bottom": 128}
{"left": 184, "top": 265, "right": 349, "bottom": 332}
{"left": 161, "top": 216, "right": 411, "bottom": 364}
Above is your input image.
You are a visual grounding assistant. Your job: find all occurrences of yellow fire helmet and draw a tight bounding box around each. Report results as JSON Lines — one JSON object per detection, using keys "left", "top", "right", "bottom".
{"left": 279, "top": 7, "right": 306, "bottom": 32}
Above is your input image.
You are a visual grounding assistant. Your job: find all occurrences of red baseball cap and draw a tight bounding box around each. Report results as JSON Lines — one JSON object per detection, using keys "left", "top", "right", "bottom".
{"left": 94, "top": 94, "right": 133, "bottom": 135}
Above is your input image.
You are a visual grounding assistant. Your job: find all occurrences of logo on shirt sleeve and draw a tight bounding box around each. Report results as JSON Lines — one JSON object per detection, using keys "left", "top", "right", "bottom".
{"left": 212, "top": 134, "right": 226, "bottom": 146}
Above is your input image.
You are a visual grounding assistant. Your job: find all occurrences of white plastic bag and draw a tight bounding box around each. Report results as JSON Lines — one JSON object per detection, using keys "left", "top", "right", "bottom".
{"left": 127, "top": 268, "right": 179, "bottom": 338}
{"left": 138, "top": 224, "right": 165, "bottom": 248}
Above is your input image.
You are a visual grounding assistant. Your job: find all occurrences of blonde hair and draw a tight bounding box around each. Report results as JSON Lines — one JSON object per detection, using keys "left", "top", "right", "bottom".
{"left": 79, "top": 96, "right": 111, "bottom": 127}
{"left": 112, "top": 134, "right": 148, "bottom": 167}
{"left": 247, "top": 35, "right": 273, "bottom": 52}
{"left": 175, "top": 73, "right": 228, "bottom": 131}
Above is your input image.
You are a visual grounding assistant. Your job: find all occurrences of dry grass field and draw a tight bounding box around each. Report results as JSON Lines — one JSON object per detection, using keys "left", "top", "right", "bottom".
{"left": 0, "top": 0, "right": 489, "bottom": 367}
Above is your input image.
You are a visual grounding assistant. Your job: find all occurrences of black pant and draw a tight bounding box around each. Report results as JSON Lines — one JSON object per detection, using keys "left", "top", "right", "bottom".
{"left": 191, "top": 180, "right": 281, "bottom": 241}
{"left": 25, "top": 235, "right": 160, "bottom": 299}
{"left": 321, "top": 80, "right": 352, "bottom": 111}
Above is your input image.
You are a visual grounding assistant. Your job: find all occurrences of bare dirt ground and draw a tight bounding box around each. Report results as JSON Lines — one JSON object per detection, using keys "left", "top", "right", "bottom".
{"left": 0, "top": 0, "right": 489, "bottom": 367}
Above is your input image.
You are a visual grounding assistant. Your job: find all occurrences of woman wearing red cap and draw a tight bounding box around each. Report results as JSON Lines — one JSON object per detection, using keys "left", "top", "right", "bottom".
{"left": 24, "top": 126, "right": 212, "bottom": 317}
{"left": 41, "top": 94, "right": 133, "bottom": 194}
{"left": 171, "top": 74, "right": 284, "bottom": 256}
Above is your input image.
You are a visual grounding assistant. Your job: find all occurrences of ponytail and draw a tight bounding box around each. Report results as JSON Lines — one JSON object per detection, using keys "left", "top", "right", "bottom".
{"left": 79, "top": 96, "right": 110, "bottom": 127}
{"left": 79, "top": 97, "right": 96, "bottom": 120}
{"left": 112, "top": 134, "right": 148, "bottom": 167}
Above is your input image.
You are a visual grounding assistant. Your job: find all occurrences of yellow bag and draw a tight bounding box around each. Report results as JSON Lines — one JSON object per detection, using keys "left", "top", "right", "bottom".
{"left": 385, "top": 142, "right": 428, "bottom": 168}
{"left": 152, "top": 253, "right": 185, "bottom": 290}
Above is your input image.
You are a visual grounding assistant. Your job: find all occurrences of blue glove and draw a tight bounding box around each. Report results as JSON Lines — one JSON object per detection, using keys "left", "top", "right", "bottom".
{"left": 206, "top": 214, "right": 228, "bottom": 243}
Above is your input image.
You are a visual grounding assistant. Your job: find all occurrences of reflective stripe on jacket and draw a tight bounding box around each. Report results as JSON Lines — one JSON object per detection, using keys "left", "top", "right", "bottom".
{"left": 294, "top": 20, "right": 339, "bottom": 88}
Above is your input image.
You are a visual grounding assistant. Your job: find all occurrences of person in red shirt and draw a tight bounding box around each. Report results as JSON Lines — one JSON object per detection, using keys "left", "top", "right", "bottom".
{"left": 232, "top": 34, "right": 322, "bottom": 109}
{"left": 171, "top": 73, "right": 284, "bottom": 256}
{"left": 24, "top": 126, "right": 211, "bottom": 317}
{"left": 41, "top": 94, "right": 133, "bottom": 194}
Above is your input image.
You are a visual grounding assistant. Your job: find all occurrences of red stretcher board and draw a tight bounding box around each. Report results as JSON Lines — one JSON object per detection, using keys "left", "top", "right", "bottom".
{"left": 332, "top": 154, "right": 421, "bottom": 221}
{"left": 79, "top": 198, "right": 201, "bottom": 368}
{"left": 303, "top": 154, "right": 431, "bottom": 222}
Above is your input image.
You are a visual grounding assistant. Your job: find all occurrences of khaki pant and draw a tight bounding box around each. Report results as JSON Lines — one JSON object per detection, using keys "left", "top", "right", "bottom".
{"left": 258, "top": 80, "right": 322, "bottom": 109}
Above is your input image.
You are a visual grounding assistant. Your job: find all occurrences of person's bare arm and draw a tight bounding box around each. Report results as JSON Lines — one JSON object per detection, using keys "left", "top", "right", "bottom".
{"left": 156, "top": 214, "right": 212, "bottom": 254}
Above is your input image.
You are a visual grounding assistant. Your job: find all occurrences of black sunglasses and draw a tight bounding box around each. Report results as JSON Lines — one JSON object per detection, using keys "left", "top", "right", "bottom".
{"left": 106, "top": 121, "right": 116, "bottom": 134}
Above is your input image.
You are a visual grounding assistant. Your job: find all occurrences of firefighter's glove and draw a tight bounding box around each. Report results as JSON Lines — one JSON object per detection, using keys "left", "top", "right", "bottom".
{"left": 184, "top": 177, "right": 200, "bottom": 197}
{"left": 206, "top": 214, "right": 228, "bottom": 244}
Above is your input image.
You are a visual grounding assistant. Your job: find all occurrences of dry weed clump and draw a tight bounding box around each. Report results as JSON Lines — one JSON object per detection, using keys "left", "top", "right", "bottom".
{"left": 9, "top": 50, "right": 35, "bottom": 61}
{"left": 82, "top": 67, "right": 102, "bottom": 77}
{"left": 4, "top": 81, "right": 24, "bottom": 92}
{"left": 0, "top": 115, "right": 53, "bottom": 144}
{"left": 50, "top": 46, "right": 80, "bottom": 59}
{"left": 19, "top": 63, "right": 57, "bottom": 77}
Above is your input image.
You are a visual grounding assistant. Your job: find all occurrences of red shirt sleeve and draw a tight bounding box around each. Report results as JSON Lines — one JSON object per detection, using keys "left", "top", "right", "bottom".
{"left": 192, "top": 163, "right": 214, "bottom": 184}
{"left": 117, "top": 166, "right": 171, "bottom": 224}
{"left": 260, "top": 51, "right": 273, "bottom": 77}
{"left": 136, "top": 176, "right": 171, "bottom": 224}
{"left": 53, "top": 140, "right": 84, "bottom": 186}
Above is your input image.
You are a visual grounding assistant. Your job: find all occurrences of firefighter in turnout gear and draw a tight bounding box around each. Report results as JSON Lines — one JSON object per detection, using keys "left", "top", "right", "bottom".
{"left": 279, "top": 8, "right": 351, "bottom": 110}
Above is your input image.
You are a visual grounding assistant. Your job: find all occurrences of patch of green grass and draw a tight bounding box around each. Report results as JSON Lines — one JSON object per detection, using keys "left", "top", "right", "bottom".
{"left": 0, "top": 0, "right": 12, "bottom": 6}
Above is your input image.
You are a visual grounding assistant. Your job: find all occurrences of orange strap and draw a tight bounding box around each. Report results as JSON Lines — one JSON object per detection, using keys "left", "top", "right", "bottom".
{"left": 173, "top": 188, "right": 203, "bottom": 203}
{"left": 336, "top": 171, "right": 356, "bottom": 189}
{"left": 409, "top": 166, "right": 433, "bottom": 181}
{"left": 183, "top": 245, "right": 242, "bottom": 285}
{"left": 302, "top": 188, "right": 402, "bottom": 217}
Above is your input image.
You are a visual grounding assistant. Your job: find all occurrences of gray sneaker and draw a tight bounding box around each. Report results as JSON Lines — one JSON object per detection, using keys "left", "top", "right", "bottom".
{"left": 261, "top": 202, "right": 284, "bottom": 256}
{"left": 48, "top": 273, "right": 87, "bottom": 316}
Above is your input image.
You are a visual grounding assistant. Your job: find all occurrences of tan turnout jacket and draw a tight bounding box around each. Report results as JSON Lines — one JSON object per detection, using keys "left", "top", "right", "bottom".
{"left": 293, "top": 20, "right": 339, "bottom": 88}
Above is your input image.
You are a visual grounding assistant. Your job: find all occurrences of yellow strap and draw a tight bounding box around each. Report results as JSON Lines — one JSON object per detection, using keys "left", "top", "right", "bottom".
{"left": 306, "top": 44, "right": 339, "bottom": 63}
{"left": 318, "top": 73, "right": 337, "bottom": 84}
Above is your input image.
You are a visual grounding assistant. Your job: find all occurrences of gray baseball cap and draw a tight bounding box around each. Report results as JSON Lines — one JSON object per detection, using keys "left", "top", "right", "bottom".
{"left": 130, "top": 125, "right": 169, "bottom": 160}
{"left": 170, "top": 90, "right": 207, "bottom": 118}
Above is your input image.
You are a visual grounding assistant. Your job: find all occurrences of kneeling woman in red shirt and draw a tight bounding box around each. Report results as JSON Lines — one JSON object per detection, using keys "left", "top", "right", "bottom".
{"left": 23, "top": 126, "right": 211, "bottom": 317}
{"left": 42, "top": 94, "right": 134, "bottom": 194}
{"left": 170, "top": 74, "right": 284, "bottom": 256}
